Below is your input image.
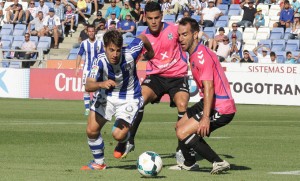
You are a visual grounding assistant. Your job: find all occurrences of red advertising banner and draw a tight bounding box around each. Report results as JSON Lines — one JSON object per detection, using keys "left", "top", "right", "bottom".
{"left": 29, "top": 68, "right": 170, "bottom": 101}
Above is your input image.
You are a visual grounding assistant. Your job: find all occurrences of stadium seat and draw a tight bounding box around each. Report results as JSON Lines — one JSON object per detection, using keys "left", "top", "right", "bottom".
{"left": 20, "top": 2, "right": 28, "bottom": 11}
{"left": 215, "top": 15, "right": 228, "bottom": 27}
{"left": 269, "top": 27, "right": 284, "bottom": 40}
{"left": 228, "top": 9, "right": 241, "bottom": 16}
{"left": 12, "top": 36, "right": 25, "bottom": 48}
{"left": 176, "top": 14, "right": 183, "bottom": 22}
{"left": 221, "top": 0, "right": 230, "bottom": 4}
{"left": 140, "top": 3, "right": 146, "bottom": 9}
{"left": 262, "top": 16, "right": 269, "bottom": 28}
{"left": 229, "top": 4, "right": 241, "bottom": 10}
{"left": 256, "top": 4, "right": 269, "bottom": 15}
{"left": 228, "top": 15, "right": 242, "bottom": 29}
{"left": 268, "top": 5, "right": 280, "bottom": 17}
{"left": 191, "top": 15, "right": 201, "bottom": 23}
{"left": 37, "top": 36, "right": 51, "bottom": 51}
{"left": 215, "top": 27, "right": 229, "bottom": 36}
{"left": 243, "top": 40, "right": 258, "bottom": 52}
{"left": 217, "top": 4, "right": 229, "bottom": 15}
{"left": 203, "top": 27, "right": 216, "bottom": 39}
{"left": 9, "top": 61, "right": 22, "bottom": 68}
{"left": 271, "top": 39, "right": 285, "bottom": 51}
{"left": 259, "top": 39, "right": 272, "bottom": 49}
{"left": 285, "top": 40, "right": 300, "bottom": 51}
{"left": 284, "top": 28, "right": 291, "bottom": 40}
{"left": 1, "top": 40, "right": 12, "bottom": 49}
{"left": 256, "top": 27, "right": 270, "bottom": 41}
{"left": 30, "top": 36, "right": 39, "bottom": 46}
{"left": 0, "top": 24, "right": 14, "bottom": 36}
{"left": 163, "top": 14, "right": 176, "bottom": 23}
{"left": 84, "top": 3, "right": 92, "bottom": 16}
{"left": 243, "top": 28, "right": 257, "bottom": 40}
{"left": 136, "top": 26, "right": 147, "bottom": 36}
{"left": 276, "top": 51, "right": 286, "bottom": 63}
{"left": 124, "top": 37, "right": 135, "bottom": 46}
{"left": 249, "top": 51, "right": 258, "bottom": 63}
{"left": 1, "top": 35, "right": 13, "bottom": 45}
{"left": 268, "top": 16, "right": 280, "bottom": 29}
{"left": 45, "top": 2, "right": 54, "bottom": 9}
{"left": 13, "top": 24, "right": 27, "bottom": 36}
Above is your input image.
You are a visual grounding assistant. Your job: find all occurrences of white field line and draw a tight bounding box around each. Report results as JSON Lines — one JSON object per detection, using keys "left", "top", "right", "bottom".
{"left": 269, "top": 171, "right": 300, "bottom": 175}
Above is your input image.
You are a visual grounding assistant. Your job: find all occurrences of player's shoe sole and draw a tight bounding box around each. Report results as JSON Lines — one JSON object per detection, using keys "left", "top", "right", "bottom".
{"left": 210, "top": 160, "right": 230, "bottom": 174}
{"left": 169, "top": 163, "right": 199, "bottom": 171}
{"left": 81, "top": 160, "right": 107, "bottom": 170}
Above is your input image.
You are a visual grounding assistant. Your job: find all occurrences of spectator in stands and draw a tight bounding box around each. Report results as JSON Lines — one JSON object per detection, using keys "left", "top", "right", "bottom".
{"left": 5, "top": 0, "right": 24, "bottom": 24}
{"left": 254, "top": 8, "right": 265, "bottom": 29}
{"left": 63, "top": 4, "right": 76, "bottom": 33}
{"left": 211, "top": 27, "right": 226, "bottom": 51}
{"left": 108, "top": 20, "right": 117, "bottom": 30}
{"left": 176, "top": 10, "right": 190, "bottom": 23}
{"left": 86, "top": 0, "right": 99, "bottom": 16}
{"left": 0, "top": 0, "right": 3, "bottom": 19}
{"left": 54, "top": 0, "right": 65, "bottom": 22}
{"left": 253, "top": 45, "right": 272, "bottom": 63}
{"left": 163, "top": 0, "right": 189, "bottom": 16}
{"left": 118, "top": 12, "right": 135, "bottom": 39}
{"left": 106, "top": 11, "right": 119, "bottom": 29}
{"left": 240, "top": 50, "right": 255, "bottom": 63}
{"left": 273, "top": 0, "right": 294, "bottom": 30}
{"left": 161, "top": 0, "right": 171, "bottom": 12}
{"left": 130, "top": 2, "right": 144, "bottom": 26}
{"left": 42, "top": 8, "right": 62, "bottom": 49}
{"left": 28, "top": 11, "right": 44, "bottom": 37}
{"left": 62, "top": 0, "right": 76, "bottom": 10}
{"left": 216, "top": 36, "right": 231, "bottom": 62}
{"left": 237, "top": 0, "right": 257, "bottom": 28}
{"left": 93, "top": 10, "right": 106, "bottom": 31}
{"left": 285, "top": 51, "right": 299, "bottom": 64}
{"left": 199, "top": 0, "right": 207, "bottom": 10}
{"left": 228, "top": 23, "right": 243, "bottom": 43}
{"left": 105, "top": 0, "right": 121, "bottom": 19}
{"left": 270, "top": 51, "right": 277, "bottom": 63}
{"left": 230, "top": 54, "right": 241, "bottom": 63}
{"left": 77, "top": 0, "right": 89, "bottom": 24}
{"left": 73, "top": 22, "right": 89, "bottom": 48}
{"left": 120, "top": 0, "right": 132, "bottom": 20}
{"left": 188, "top": 0, "right": 201, "bottom": 15}
{"left": 24, "top": 1, "right": 38, "bottom": 24}
{"left": 289, "top": 13, "right": 300, "bottom": 39}
{"left": 229, "top": 35, "right": 241, "bottom": 57}
{"left": 291, "top": 0, "right": 300, "bottom": 14}
{"left": 14, "top": 33, "right": 36, "bottom": 67}
{"left": 37, "top": 0, "right": 49, "bottom": 18}
{"left": 200, "top": 0, "right": 223, "bottom": 27}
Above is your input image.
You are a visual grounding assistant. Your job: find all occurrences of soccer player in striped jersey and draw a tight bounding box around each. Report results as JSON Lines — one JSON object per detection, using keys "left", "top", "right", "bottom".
{"left": 114, "top": 2, "right": 190, "bottom": 160}
{"left": 80, "top": 30, "right": 154, "bottom": 170}
{"left": 169, "top": 17, "right": 236, "bottom": 174}
{"left": 76, "top": 25, "right": 103, "bottom": 116}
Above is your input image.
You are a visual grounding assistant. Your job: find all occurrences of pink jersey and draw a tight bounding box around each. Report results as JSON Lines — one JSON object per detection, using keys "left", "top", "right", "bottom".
{"left": 142, "top": 23, "right": 188, "bottom": 78}
{"left": 190, "top": 44, "right": 236, "bottom": 114}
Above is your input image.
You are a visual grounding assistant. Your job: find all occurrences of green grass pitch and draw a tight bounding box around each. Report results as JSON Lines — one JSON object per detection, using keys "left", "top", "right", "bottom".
{"left": 0, "top": 98, "right": 299, "bottom": 181}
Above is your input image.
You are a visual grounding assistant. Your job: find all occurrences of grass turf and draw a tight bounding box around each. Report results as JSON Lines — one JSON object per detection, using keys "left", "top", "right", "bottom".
{"left": 0, "top": 98, "right": 299, "bottom": 180}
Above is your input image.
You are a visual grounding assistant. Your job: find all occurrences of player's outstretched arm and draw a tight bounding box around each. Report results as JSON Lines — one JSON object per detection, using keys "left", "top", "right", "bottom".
{"left": 137, "top": 34, "right": 154, "bottom": 60}
{"left": 85, "top": 78, "right": 117, "bottom": 92}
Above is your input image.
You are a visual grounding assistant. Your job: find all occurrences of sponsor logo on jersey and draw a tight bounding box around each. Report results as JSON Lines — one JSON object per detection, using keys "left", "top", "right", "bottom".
{"left": 126, "top": 105, "right": 133, "bottom": 112}
{"left": 198, "top": 51, "right": 204, "bottom": 64}
{"left": 143, "top": 79, "right": 151, "bottom": 84}
{"left": 168, "top": 33, "right": 173, "bottom": 40}
{"left": 91, "top": 65, "right": 99, "bottom": 76}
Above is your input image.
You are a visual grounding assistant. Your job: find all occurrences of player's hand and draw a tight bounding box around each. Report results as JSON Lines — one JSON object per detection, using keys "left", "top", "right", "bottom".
{"left": 101, "top": 80, "right": 117, "bottom": 89}
{"left": 197, "top": 116, "right": 210, "bottom": 137}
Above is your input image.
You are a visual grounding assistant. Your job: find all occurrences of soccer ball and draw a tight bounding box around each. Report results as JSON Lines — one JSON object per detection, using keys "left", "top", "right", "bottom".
{"left": 137, "top": 151, "right": 163, "bottom": 177}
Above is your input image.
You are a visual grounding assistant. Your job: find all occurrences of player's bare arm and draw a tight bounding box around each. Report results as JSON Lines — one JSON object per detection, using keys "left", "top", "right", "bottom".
{"left": 197, "top": 80, "right": 214, "bottom": 137}
{"left": 85, "top": 78, "right": 116, "bottom": 92}
{"left": 75, "top": 55, "right": 82, "bottom": 76}
{"left": 137, "top": 34, "right": 154, "bottom": 60}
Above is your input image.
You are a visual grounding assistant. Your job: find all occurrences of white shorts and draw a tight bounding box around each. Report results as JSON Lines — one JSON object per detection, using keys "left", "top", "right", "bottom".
{"left": 82, "top": 64, "right": 89, "bottom": 85}
{"left": 90, "top": 91, "right": 144, "bottom": 125}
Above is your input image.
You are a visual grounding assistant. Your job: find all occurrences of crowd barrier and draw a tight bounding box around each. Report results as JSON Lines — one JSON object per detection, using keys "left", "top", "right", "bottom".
{"left": 0, "top": 63, "right": 299, "bottom": 106}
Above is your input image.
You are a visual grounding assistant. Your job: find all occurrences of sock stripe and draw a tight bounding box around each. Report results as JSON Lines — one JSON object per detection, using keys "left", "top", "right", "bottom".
{"left": 185, "top": 134, "right": 196, "bottom": 145}
{"left": 89, "top": 142, "right": 104, "bottom": 150}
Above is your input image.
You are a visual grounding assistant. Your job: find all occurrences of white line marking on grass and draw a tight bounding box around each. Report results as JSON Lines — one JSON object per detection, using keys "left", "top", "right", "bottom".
{"left": 269, "top": 171, "right": 300, "bottom": 175}
{"left": 210, "top": 137, "right": 231, "bottom": 139}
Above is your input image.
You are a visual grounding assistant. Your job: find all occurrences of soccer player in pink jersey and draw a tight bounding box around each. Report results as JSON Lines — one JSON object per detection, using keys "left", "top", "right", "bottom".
{"left": 114, "top": 2, "right": 190, "bottom": 159}
{"left": 169, "top": 17, "right": 236, "bottom": 174}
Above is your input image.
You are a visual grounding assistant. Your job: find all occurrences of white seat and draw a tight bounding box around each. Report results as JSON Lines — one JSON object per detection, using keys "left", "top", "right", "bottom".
{"left": 269, "top": 5, "right": 280, "bottom": 17}
{"left": 257, "top": 4, "right": 269, "bottom": 15}
{"left": 262, "top": 16, "right": 270, "bottom": 28}
{"left": 256, "top": 27, "right": 270, "bottom": 41}
{"left": 243, "top": 28, "right": 257, "bottom": 40}
{"left": 228, "top": 16, "right": 243, "bottom": 30}
{"left": 269, "top": 16, "right": 280, "bottom": 29}
{"left": 243, "top": 39, "right": 258, "bottom": 51}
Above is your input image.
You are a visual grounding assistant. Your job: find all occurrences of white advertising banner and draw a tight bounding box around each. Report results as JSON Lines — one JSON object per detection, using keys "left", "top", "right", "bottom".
{"left": 0, "top": 68, "right": 30, "bottom": 98}
{"left": 189, "top": 63, "right": 300, "bottom": 106}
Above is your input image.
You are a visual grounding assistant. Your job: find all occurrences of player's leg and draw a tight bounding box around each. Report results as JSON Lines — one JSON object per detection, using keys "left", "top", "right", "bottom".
{"left": 81, "top": 111, "right": 107, "bottom": 170}
{"left": 82, "top": 67, "right": 91, "bottom": 115}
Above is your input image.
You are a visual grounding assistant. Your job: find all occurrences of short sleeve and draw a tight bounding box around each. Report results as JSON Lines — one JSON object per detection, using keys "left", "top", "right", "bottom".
{"left": 78, "top": 42, "right": 85, "bottom": 56}
{"left": 126, "top": 38, "right": 144, "bottom": 61}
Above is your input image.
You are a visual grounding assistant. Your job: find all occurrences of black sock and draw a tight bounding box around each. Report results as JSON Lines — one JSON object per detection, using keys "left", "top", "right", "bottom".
{"left": 182, "top": 134, "right": 222, "bottom": 163}
{"left": 176, "top": 111, "right": 186, "bottom": 152}
{"left": 128, "top": 107, "right": 144, "bottom": 145}
{"left": 179, "top": 140, "right": 196, "bottom": 167}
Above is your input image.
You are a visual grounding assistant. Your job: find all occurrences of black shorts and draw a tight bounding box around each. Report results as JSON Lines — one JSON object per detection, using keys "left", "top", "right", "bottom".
{"left": 186, "top": 99, "right": 235, "bottom": 134}
{"left": 141, "top": 74, "right": 189, "bottom": 107}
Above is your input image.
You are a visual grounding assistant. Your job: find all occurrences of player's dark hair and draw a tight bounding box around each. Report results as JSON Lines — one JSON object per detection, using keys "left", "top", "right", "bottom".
{"left": 270, "top": 51, "right": 276, "bottom": 56}
{"left": 286, "top": 51, "right": 291, "bottom": 56}
{"left": 178, "top": 17, "right": 200, "bottom": 33}
{"left": 103, "top": 30, "right": 123, "bottom": 48}
{"left": 145, "top": 2, "right": 161, "bottom": 13}
{"left": 87, "top": 24, "right": 95, "bottom": 30}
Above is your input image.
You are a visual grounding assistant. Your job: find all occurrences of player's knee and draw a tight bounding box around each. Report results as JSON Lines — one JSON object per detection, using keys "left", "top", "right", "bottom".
{"left": 176, "top": 101, "right": 188, "bottom": 112}
{"left": 86, "top": 127, "right": 100, "bottom": 139}
{"left": 112, "top": 119, "right": 130, "bottom": 141}
{"left": 176, "top": 127, "right": 187, "bottom": 141}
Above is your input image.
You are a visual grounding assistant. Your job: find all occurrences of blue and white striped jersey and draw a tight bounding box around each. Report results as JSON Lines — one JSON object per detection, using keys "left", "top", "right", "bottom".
{"left": 88, "top": 38, "right": 144, "bottom": 100}
{"left": 78, "top": 39, "right": 103, "bottom": 71}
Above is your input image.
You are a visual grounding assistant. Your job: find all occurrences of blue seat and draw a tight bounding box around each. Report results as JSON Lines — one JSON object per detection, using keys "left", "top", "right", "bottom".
{"left": 229, "top": 4, "right": 241, "bottom": 10}
{"left": 140, "top": 3, "right": 146, "bottom": 9}
{"left": 0, "top": 24, "right": 14, "bottom": 36}
{"left": 276, "top": 51, "right": 286, "bottom": 63}
{"left": 203, "top": 27, "right": 216, "bottom": 39}
{"left": 284, "top": 28, "right": 291, "bottom": 40}
{"left": 215, "top": 15, "right": 228, "bottom": 27}
{"left": 285, "top": 40, "right": 299, "bottom": 51}
{"left": 1, "top": 35, "right": 13, "bottom": 44}
{"left": 191, "top": 15, "right": 201, "bottom": 22}
{"left": 45, "top": 2, "right": 54, "bottom": 9}
{"left": 84, "top": 3, "right": 92, "bottom": 15}
{"left": 70, "top": 48, "right": 79, "bottom": 54}
{"left": 271, "top": 39, "right": 285, "bottom": 51}
{"left": 221, "top": 0, "right": 231, "bottom": 4}
{"left": 136, "top": 26, "right": 147, "bottom": 36}
{"left": 249, "top": 51, "right": 258, "bottom": 63}
{"left": 12, "top": 36, "right": 25, "bottom": 48}
{"left": 124, "top": 37, "right": 135, "bottom": 46}
{"left": 30, "top": 36, "right": 39, "bottom": 46}
{"left": 217, "top": 4, "right": 229, "bottom": 15}
{"left": 67, "top": 53, "right": 77, "bottom": 60}
{"left": 13, "top": 24, "right": 27, "bottom": 36}
{"left": 259, "top": 39, "right": 272, "bottom": 49}
{"left": 1, "top": 40, "right": 12, "bottom": 49}
{"left": 37, "top": 36, "right": 51, "bottom": 50}
{"left": 9, "top": 61, "right": 22, "bottom": 68}
{"left": 269, "top": 27, "right": 284, "bottom": 40}
{"left": 228, "top": 9, "right": 240, "bottom": 16}
{"left": 163, "top": 14, "right": 176, "bottom": 23}
{"left": 176, "top": 14, "right": 183, "bottom": 22}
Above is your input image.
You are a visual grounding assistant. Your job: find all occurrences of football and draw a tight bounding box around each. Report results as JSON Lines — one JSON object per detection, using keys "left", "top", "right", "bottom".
{"left": 137, "top": 151, "right": 163, "bottom": 177}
